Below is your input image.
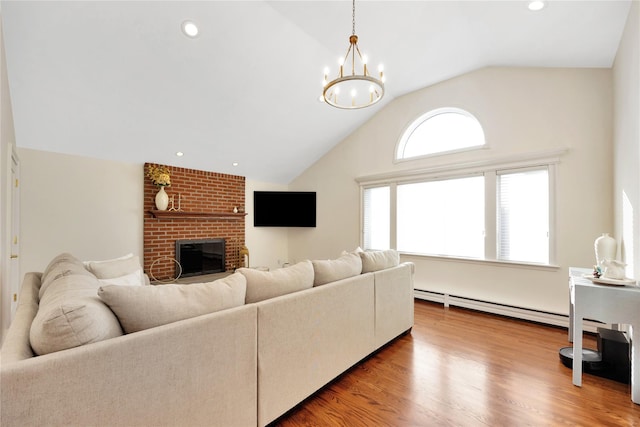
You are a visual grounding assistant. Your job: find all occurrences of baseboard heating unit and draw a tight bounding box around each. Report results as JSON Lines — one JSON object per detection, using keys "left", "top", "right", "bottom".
{"left": 414, "top": 289, "right": 606, "bottom": 333}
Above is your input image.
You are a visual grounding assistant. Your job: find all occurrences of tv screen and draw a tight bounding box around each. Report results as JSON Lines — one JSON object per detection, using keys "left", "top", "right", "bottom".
{"left": 254, "top": 191, "right": 316, "bottom": 227}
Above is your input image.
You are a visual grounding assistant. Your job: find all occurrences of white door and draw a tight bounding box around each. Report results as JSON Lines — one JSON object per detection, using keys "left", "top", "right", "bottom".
{"left": 9, "top": 145, "right": 20, "bottom": 318}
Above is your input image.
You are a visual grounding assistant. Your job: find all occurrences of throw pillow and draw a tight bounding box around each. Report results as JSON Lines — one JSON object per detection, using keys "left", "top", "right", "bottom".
{"left": 340, "top": 246, "right": 364, "bottom": 256}
{"left": 98, "top": 273, "right": 247, "bottom": 333}
{"left": 311, "top": 253, "right": 363, "bottom": 286}
{"left": 98, "top": 269, "right": 145, "bottom": 287}
{"left": 39, "top": 253, "right": 95, "bottom": 300}
{"left": 360, "top": 249, "right": 400, "bottom": 273}
{"left": 30, "top": 273, "right": 124, "bottom": 356}
{"left": 239, "top": 260, "right": 314, "bottom": 304}
{"left": 84, "top": 254, "right": 142, "bottom": 280}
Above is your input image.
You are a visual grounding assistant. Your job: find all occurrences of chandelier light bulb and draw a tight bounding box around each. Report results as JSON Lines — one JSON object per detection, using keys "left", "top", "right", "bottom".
{"left": 335, "top": 87, "right": 341, "bottom": 95}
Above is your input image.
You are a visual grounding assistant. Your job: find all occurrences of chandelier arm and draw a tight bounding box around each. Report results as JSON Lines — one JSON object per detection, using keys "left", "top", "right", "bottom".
{"left": 342, "top": 43, "right": 354, "bottom": 78}
{"left": 354, "top": 44, "right": 367, "bottom": 76}
{"left": 351, "top": 42, "right": 356, "bottom": 76}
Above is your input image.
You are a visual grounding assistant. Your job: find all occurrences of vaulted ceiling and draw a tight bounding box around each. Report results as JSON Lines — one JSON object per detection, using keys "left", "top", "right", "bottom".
{"left": 1, "top": 1, "right": 632, "bottom": 183}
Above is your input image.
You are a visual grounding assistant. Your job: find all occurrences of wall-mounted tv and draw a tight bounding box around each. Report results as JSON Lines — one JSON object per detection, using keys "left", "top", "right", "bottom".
{"left": 253, "top": 191, "right": 316, "bottom": 227}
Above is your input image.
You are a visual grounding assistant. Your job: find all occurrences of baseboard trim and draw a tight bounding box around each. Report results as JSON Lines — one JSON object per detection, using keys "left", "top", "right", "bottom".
{"left": 414, "top": 289, "right": 606, "bottom": 333}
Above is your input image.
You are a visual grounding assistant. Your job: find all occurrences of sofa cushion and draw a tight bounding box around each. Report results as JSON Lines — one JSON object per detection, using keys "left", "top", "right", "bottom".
{"left": 360, "top": 249, "right": 400, "bottom": 273}
{"left": 312, "top": 253, "right": 363, "bottom": 286}
{"left": 98, "top": 273, "right": 247, "bottom": 333}
{"left": 85, "top": 253, "right": 144, "bottom": 284}
{"left": 30, "top": 272, "right": 124, "bottom": 356}
{"left": 239, "top": 260, "right": 314, "bottom": 303}
{"left": 39, "top": 253, "right": 95, "bottom": 299}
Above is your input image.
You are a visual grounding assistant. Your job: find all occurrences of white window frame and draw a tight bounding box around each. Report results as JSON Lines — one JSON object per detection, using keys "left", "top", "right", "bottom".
{"left": 357, "top": 149, "right": 565, "bottom": 269}
{"left": 395, "top": 107, "right": 487, "bottom": 163}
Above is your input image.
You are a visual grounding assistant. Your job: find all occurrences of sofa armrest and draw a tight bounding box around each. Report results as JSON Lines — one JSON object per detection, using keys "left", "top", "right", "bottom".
{"left": 1, "top": 304, "right": 257, "bottom": 427}
{"left": 1, "top": 272, "right": 41, "bottom": 363}
{"left": 373, "top": 262, "right": 415, "bottom": 349}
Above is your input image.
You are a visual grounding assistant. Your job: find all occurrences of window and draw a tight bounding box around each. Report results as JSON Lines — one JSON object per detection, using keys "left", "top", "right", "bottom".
{"left": 396, "top": 108, "right": 485, "bottom": 160}
{"left": 360, "top": 156, "right": 558, "bottom": 266}
{"left": 363, "top": 186, "right": 390, "bottom": 250}
{"left": 397, "top": 176, "right": 484, "bottom": 258}
{"left": 497, "top": 168, "right": 549, "bottom": 264}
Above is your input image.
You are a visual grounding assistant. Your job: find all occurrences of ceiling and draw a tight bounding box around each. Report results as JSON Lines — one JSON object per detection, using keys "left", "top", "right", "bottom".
{"left": 1, "top": 0, "right": 632, "bottom": 184}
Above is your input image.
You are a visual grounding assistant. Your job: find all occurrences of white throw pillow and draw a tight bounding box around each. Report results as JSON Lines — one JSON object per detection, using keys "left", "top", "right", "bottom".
{"left": 98, "top": 273, "right": 247, "bottom": 333}
{"left": 312, "top": 253, "right": 362, "bottom": 286}
{"left": 360, "top": 249, "right": 400, "bottom": 273}
{"left": 84, "top": 254, "right": 142, "bottom": 280}
{"left": 341, "top": 246, "right": 364, "bottom": 256}
{"left": 239, "top": 260, "right": 314, "bottom": 304}
{"left": 98, "top": 269, "right": 145, "bottom": 287}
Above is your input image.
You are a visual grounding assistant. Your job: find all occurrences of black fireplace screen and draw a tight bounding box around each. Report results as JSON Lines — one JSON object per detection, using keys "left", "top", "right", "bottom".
{"left": 175, "top": 238, "right": 225, "bottom": 277}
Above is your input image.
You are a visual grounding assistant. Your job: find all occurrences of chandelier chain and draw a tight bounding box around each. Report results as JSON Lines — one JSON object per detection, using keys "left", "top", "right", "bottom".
{"left": 352, "top": 0, "right": 356, "bottom": 35}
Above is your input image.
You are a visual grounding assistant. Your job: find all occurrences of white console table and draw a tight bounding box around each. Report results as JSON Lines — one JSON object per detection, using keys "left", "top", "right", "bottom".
{"left": 569, "top": 267, "right": 640, "bottom": 404}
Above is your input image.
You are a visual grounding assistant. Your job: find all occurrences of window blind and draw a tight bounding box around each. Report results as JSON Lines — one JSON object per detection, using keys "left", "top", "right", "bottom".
{"left": 497, "top": 168, "right": 549, "bottom": 263}
{"left": 363, "top": 186, "right": 390, "bottom": 250}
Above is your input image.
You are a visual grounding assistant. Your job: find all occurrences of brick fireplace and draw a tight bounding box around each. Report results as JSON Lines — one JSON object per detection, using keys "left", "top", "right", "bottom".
{"left": 143, "top": 163, "right": 246, "bottom": 281}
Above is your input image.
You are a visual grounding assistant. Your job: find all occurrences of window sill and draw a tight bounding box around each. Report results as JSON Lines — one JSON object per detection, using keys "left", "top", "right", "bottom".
{"left": 399, "top": 252, "right": 560, "bottom": 271}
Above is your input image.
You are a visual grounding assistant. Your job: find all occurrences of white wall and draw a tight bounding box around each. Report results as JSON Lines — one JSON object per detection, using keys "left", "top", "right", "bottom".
{"left": 13, "top": 149, "right": 288, "bottom": 288}
{"left": 18, "top": 148, "right": 144, "bottom": 277}
{"left": 1, "top": 13, "right": 17, "bottom": 342}
{"left": 244, "top": 179, "right": 289, "bottom": 270}
{"left": 613, "top": 1, "right": 639, "bottom": 280}
{"left": 289, "top": 67, "right": 613, "bottom": 315}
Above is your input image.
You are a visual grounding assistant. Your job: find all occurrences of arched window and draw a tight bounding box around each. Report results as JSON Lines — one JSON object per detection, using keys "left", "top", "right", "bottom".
{"left": 396, "top": 108, "right": 485, "bottom": 160}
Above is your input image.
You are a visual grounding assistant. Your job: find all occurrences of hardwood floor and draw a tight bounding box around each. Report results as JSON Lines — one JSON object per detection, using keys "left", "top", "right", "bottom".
{"left": 275, "top": 300, "right": 640, "bottom": 426}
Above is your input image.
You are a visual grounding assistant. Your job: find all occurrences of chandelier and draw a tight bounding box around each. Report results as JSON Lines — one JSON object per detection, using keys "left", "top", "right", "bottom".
{"left": 322, "top": 0, "right": 385, "bottom": 109}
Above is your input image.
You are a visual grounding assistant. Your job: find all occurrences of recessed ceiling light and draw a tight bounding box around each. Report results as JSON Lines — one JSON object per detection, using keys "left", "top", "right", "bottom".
{"left": 528, "top": 1, "right": 546, "bottom": 11}
{"left": 232, "top": 162, "right": 239, "bottom": 167}
{"left": 181, "top": 20, "right": 199, "bottom": 38}
{"left": 176, "top": 151, "right": 184, "bottom": 157}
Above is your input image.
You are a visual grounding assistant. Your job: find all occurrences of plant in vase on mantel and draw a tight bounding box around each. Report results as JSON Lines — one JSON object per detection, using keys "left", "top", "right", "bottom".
{"left": 147, "top": 164, "right": 171, "bottom": 211}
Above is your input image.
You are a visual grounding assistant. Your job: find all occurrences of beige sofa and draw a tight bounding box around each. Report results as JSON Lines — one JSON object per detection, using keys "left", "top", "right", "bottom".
{"left": 1, "top": 251, "right": 414, "bottom": 427}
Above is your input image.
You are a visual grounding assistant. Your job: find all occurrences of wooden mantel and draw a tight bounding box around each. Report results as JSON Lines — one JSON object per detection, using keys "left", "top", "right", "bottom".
{"left": 148, "top": 210, "right": 248, "bottom": 220}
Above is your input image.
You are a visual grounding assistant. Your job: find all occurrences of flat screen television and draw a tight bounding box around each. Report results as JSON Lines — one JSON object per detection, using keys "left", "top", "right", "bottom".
{"left": 253, "top": 191, "right": 316, "bottom": 227}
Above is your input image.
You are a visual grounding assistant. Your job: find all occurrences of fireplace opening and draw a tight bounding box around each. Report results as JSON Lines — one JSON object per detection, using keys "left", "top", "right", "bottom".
{"left": 176, "top": 238, "right": 225, "bottom": 277}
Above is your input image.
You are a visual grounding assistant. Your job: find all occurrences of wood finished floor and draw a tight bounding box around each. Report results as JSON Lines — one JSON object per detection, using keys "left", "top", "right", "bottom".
{"left": 275, "top": 300, "right": 640, "bottom": 426}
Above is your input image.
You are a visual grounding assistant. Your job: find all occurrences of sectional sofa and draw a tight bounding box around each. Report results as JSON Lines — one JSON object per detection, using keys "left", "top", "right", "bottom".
{"left": 1, "top": 250, "right": 415, "bottom": 426}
